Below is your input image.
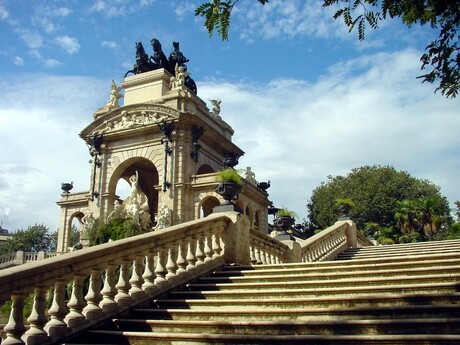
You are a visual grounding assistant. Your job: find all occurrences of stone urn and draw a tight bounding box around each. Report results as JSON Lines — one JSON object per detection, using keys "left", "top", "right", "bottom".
{"left": 215, "top": 181, "right": 242, "bottom": 205}
{"left": 273, "top": 216, "right": 295, "bottom": 231}
{"left": 336, "top": 204, "right": 352, "bottom": 220}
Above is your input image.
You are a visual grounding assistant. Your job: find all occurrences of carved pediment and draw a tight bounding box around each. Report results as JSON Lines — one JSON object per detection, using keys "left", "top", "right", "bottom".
{"left": 81, "top": 104, "right": 182, "bottom": 139}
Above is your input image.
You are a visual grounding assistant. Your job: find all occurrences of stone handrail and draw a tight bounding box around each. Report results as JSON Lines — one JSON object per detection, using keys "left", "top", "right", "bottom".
{"left": 0, "top": 212, "right": 247, "bottom": 345}
{"left": 0, "top": 251, "right": 59, "bottom": 269}
{"left": 300, "top": 220, "right": 369, "bottom": 262}
{"left": 249, "top": 230, "right": 291, "bottom": 264}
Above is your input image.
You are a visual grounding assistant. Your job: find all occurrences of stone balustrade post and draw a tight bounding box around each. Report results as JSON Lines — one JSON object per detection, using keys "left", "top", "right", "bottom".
{"left": 220, "top": 212, "right": 251, "bottom": 265}
{"left": 45, "top": 279, "right": 69, "bottom": 339}
{"left": 99, "top": 263, "right": 118, "bottom": 313}
{"left": 281, "top": 240, "right": 301, "bottom": 263}
{"left": 3, "top": 291, "right": 27, "bottom": 345}
{"left": 23, "top": 284, "right": 49, "bottom": 345}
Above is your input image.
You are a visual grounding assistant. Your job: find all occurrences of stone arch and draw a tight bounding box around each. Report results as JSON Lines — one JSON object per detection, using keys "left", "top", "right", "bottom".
{"left": 199, "top": 195, "right": 220, "bottom": 218}
{"left": 197, "top": 164, "right": 215, "bottom": 175}
{"left": 108, "top": 157, "right": 160, "bottom": 219}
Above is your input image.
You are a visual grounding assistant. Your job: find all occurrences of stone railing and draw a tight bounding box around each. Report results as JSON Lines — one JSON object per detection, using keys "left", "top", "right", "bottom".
{"left": 0, "top": 212, "right": 249, "bottom": 345}
{"left": 0, "top": 251, "right": 59, "bottom": 269}
{"left": 300, "top": 220, "right": 372, "bottom": 262}
{"left": 249, "top": 230, "right": 291, "bottom": 264}
{"left": 0, "top": 213, "right": 367, "bottom": 345}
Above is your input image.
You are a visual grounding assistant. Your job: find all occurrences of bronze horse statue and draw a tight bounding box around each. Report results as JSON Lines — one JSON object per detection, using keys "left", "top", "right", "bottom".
{"left": 124, "top": 42, "right": 157, "bottom": 77}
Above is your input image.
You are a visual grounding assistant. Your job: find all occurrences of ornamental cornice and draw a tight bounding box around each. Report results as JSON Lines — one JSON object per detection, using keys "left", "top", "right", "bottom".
{"left": 80, "top": 103, "right": 184, "bottom": 139}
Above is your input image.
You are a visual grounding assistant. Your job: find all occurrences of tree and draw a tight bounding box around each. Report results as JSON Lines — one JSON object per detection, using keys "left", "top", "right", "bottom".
{"left": 306, "top": 165, "right": 451, "bottom": 241}
{"left": 196, "top": 0, "right": 460, "bottom": 98}
{"left": 0, "top": 224, "right": 55, "bottom": 255}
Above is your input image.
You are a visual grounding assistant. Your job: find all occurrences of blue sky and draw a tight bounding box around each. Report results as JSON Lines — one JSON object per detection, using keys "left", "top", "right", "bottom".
{"left": 0, "top": 0, "right": 459, "bottom": 232}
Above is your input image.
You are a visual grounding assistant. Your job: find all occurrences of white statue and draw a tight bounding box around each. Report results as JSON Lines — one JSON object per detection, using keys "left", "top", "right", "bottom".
{"left": 106, "top": 80, "right": 123, "bottom": 108}
{"left": 209, "top": 99, "right": 221, "bottom": 118}
{"left": 154, "top": 203, "right": 172, "bottom": 230}
{"left": 170, "top": 63, "right": 189, "bottom": 89}
{"left": 244, "top": 166, "right": 257, "bottom": 184}
{"left": 81, "top": 210, "right": 95, "bottom": 236}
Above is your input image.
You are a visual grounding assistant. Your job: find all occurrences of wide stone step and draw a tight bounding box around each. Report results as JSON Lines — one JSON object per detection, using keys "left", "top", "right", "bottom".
{"left": 130, "top": 304, "right": 460, "bottom": 321}
{"left": 169, "top": 281, "right": 459, "bottom": 299}
{"left": 186, "top": 273, "right": 460, "bottom": 291}
{"left": 337, "top": 247, "right": 460, "bottom": 260}
{"left": 152, "top": 292, "right": 460, "bottom": 310}
{"left": 203, "top": 265, "right": 460, "bottom": 283}
{"left": 219, "top": 254, "right": 460, "bottom": 274}
{"left": 112, "top": 318, "right": 460, "bottom": 336}
{"left": 68, "top": 330, "right": 460, "bottom": 345}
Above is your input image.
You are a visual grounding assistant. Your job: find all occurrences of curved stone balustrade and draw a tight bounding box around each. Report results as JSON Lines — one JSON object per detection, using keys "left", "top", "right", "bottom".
{"left": 300, "top": 220, "right": 371, "bottom": 262}
{"left": 0, "top": 251, "right": 59, "bottom": 269}
{"left": 0, "top": 213, "right": 241, "bottom": 345}
{"left": 249, "top": 230, "right": 290, "bottom": 264}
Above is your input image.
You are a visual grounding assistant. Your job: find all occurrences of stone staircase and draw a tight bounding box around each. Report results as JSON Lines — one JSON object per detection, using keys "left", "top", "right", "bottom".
{"left": 63, "top": 239, "right": 460, "bottom": 344}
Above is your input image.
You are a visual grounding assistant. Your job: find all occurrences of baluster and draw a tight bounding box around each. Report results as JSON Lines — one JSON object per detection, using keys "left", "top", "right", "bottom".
{"left": 99, "top": 263, "right": 118, "bottom": 313}
{"left": 115, "top": 259, "right": 132, "bottom": 307}
{"left": 64, "top": 273, "right": 87, "bottom": 328}
{"left": 204, "top": 233, "right": 213, "bottom": 262}
{"left": 249, "top": 244, "right": 257, "bottom": 264}
{"left": 142, "top": 252, "right": 157, "bottom": 295}
{"left": 129, "top": 256, "right": 146, "bottom": 301}
{"left": 186, "top": 236, "right": 197, "bottom": 270}
{"left": 45, "top": 279, "right": 69, "bottom": 339}
{"left": 176, "top": 239, "right": 188, "bottom": 275}
{"left": 154, "top": 246, "right": 169, "bottom": 288}
{"left": 212, "top": 228, "right": 223, "bottom": 258}
{"left": 254, "top": 245, "right": 262, "bottom": 265}
{"left": 3, "top": 291, "right": 27, "bottom": 345}
{"left": 195, "top": 234, "right": 205, "bottom": 266}
{"left": 83, "top": 268, "right": 103, "bottom": 320}
{"left": 23, "top": 284, "right": 49, "bottom": 344}
{"left": 260, "top": 245, "right": 268, "bottom": 264}
{"left": 165, "top": 245, "right": 178, "bottom": 281}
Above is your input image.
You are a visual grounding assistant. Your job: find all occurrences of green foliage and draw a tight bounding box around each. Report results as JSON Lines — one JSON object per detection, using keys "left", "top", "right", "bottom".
{"left": 196, "top": 0, "right": 268, "bottom": 40}
{"left": 216, "top": 168, "right": 243, "bottom": 185}
{"left": 446, "top": 223, "right": 460, "bottom": 240}
{"left": 87, "top": 218, "right": 142, "bottom": 245}
{"left": 276, "top": 206, "right": 298, "bottom": 219}
{"left": 0, "top": 224, "right": 55, "bottom": 255}
{"left": 335, "top": 197, "right": 356, "bottom": 208}
{"left": 306, "top": 165, "right": 451, "bottom": 242}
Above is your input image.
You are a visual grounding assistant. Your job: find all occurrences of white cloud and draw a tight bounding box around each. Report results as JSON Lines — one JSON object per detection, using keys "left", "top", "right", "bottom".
{"left": 0, "top": 75, "right": 107, "bottom": 231}
{"left": 175, "top": 2, "right": 195, "bottom": 20}
{"left": 13, "top": 56, "right": 24, "bottom": 66}
{"left": 101, "top": 40, "right": 118, "bottom": 49}
{"left": 53, "top": 7, "right": 72, "bottom": 18}
{"left": 16, "top": 29, "right": 43, "bottom": 50}
{"left": 55, "top": 35, "right": 81, "bottom": 54}
{"left": 199, "top": 49, "right": 460, "bottom": 219}
{"left": 236, "top": 0, "right": 346, "bottom": 42}
{"left": 0, "top": 5, "right": 9, "bottom": 21}
{"left": 44, "top": 58, "right": 62, "bottom": 68}
{"left": 89, "top": 0, "right": 128, "bottom": 18}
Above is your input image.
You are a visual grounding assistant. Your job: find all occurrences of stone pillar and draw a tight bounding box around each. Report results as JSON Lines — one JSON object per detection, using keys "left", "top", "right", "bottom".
{"left": 220, "top": 212, "right": 251, "bottom": 265}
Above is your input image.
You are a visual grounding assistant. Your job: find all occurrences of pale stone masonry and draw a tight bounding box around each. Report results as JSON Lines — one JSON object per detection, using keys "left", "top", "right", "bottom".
{"left": 56, "top": 68, "right": 271, "bottom": 253}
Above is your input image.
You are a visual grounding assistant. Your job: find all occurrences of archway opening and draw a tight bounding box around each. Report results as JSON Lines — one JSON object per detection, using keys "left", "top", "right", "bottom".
{"left": 200, "top": 197, "right": 220, "bottom": 218}
{"left": 111, "top": 158, "right": 160, "bottom": 223}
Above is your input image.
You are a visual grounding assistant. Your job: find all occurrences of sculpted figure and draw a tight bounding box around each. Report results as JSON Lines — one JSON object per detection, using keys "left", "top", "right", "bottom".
{"left": 245, "top": 166, "right": 257, "bottom": 184}
{"left": 81, "top": 210, "right": 95, "bottom": 236}
{"left": 154, "top": 203, "right": 172, "bottom": 230}
{"left": 106, "top": 80, "right": 123, "bottom": 108}
{"left": 209, "top": 99, "right": 221, "bottom": 118}
{"left": 169, "top": 41, "right": 189, "bottom": 72}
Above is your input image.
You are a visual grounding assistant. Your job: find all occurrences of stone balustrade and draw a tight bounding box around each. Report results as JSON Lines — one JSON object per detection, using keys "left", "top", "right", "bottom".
{"left": 249, "top": 230, "right": 290, "bottom": 264}
{"left": 300, "top": 220, "right": 370, "bottom": 262}
{"left": 0, "top": 212, "right": 249, "bottom": 345}
{"left": 0, "top": 214, "right": 367, "bottom": 345}
{"left": 0, "top": 252, "right": 59, "bottom": 269}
